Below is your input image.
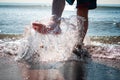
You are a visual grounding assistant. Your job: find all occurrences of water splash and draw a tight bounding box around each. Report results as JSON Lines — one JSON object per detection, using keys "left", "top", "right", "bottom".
{"left": 13, "top": 15, "right": 85, "bottom": 62}
{"left": 1, "top": 15, "right": 119, "bottom": 63}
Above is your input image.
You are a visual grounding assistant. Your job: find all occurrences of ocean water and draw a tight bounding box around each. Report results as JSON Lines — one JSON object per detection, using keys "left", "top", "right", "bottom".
{"left": 0, "top": 3, "right": 120, "bottom": 80}
{"left": 0, "top": 3, "right": 120, "bottom": 36}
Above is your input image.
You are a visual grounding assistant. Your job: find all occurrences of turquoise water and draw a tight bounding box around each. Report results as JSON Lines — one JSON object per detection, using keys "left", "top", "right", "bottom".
{"left": 0, "top": 3, "right": 120, "bottom": 36}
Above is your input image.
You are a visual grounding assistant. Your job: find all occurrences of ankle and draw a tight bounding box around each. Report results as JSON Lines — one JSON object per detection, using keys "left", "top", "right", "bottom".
{"left": 50, "top": 15, "right": 61, "bottom": 24}
{"left": 74, "top": 43, "right": 84, "bottom": 50}
{"left": 46, "top": 15, "right": 61, "bottom": 29}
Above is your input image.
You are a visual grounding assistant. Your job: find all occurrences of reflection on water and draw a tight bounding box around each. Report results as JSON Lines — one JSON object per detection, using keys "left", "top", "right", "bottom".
{"left": 20, "top": 61, "right": 86, "bottom": 80}
{"left": 0, "top": 57, "right": 120, "bottom": 80}
{"left": 18, "top": 59, "right": 120, "bottom": 80}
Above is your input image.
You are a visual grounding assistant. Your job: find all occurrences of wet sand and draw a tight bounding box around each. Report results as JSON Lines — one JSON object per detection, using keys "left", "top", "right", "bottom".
{"left": 0, "top": 55, "right": 120, "bottom": 80}
{"left": 92, "top": 58, "right": 120, "bottom": 70}
{"left": 0, "top": 55, "right": 86, "bottom": 80}
{"left": 0, "top": 35, "right": 120, "bottom": 80}
{"left": 0, "top": 56, "right": 22, "bottom": 80}
{"left": 0, "top": 41, "right": 120, "bottom": 80}
{"left": 90, "top": 36, "right": 120, "bottom": 44}
{"left": 83, "top": 45, "right": 120, "bottom": 59}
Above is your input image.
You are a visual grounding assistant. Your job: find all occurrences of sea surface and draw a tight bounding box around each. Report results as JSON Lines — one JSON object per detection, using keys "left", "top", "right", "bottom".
{"left": 0, "top": 3, "right": 120, "bottom": 36}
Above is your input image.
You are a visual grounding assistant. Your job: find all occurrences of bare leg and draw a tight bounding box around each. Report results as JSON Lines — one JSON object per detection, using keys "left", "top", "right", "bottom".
{"left": 77, "top": 7, "right": 88, "bottom": 43}
{"left": 72, "top": 7, "right": 88, "bottom": 56}
{"left": 52, "top": 0, "right": 65, "bottom": 18}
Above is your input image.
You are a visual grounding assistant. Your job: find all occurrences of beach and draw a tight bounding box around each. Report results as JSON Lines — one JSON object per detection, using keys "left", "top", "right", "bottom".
{"left": 0, "top": 3, "right": 120, "bottom": 80}
{"left": 0, "top": 34, "right": 120, "bottom": 59}
{"left": 0, "top": 33, "right": 120, "bottom": 80}
{"left": 0, "top": 46, "right": 120, "bottom": 80}
{"left": 0, "top": 27, "right": 120, "bottom": 80}
{"left": 0, "top": 23, "right": 120, "bottom": 80}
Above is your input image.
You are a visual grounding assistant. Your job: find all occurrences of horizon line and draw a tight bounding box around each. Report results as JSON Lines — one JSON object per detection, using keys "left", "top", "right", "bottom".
{"left": 0, "top": 2, "right": 120, "bottom": 7}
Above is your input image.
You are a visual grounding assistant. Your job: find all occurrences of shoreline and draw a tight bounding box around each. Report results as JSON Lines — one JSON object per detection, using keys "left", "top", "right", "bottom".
{"left": 0, "top": 34, "right": 120, "bottom": 60}
{"left": 90, "top": 36, "right": 120, "bottom": 45}
{"left": 0, "top": 34, "right": 120, "bottom": 44}
{"left": 83, "top": 45, "right": 120, "bottom": 60}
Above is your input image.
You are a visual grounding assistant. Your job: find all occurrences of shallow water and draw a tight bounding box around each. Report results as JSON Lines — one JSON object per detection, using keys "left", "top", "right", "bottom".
{"left": 86, "top": 59, "right": 120, "bottom": 80}
{"left": 0, "top": 57, "right": 120, "bottom": 80}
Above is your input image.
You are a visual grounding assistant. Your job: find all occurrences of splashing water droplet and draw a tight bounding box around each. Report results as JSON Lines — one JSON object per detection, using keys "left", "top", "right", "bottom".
{"left": 0, "top": 15, "right": 86, "bottom": 62}
{"left": 15, "top": 15, "right": 85, "bottom": 62}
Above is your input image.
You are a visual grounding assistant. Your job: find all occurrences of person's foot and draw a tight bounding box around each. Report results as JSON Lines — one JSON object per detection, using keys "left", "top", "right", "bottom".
{"left": 32, "top": 22, "right": 50, "bottom": 34}
{"left": 32, "top": 22, "right": 61, "bottom": 34}
{"left": 72, "top": 44, "right": 90, "bottom": 58}
{"left": 72, "top": 44, "right": 82, "bottom": 57}
{"left": 32, "top": 16, "right": 61, "bottom": 34}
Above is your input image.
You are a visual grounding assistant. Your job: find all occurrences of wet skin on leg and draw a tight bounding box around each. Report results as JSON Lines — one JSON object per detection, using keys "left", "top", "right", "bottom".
{"left": 73, "top": 7, "right": 89, "bottom": 56}
{"left": 32, "top": 0, "right": 65, "bottom": 34}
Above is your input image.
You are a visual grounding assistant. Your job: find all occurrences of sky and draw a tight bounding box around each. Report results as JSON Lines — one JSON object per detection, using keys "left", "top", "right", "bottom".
{"left": 0, "top": 0, "right": 120, "bottom": 4}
